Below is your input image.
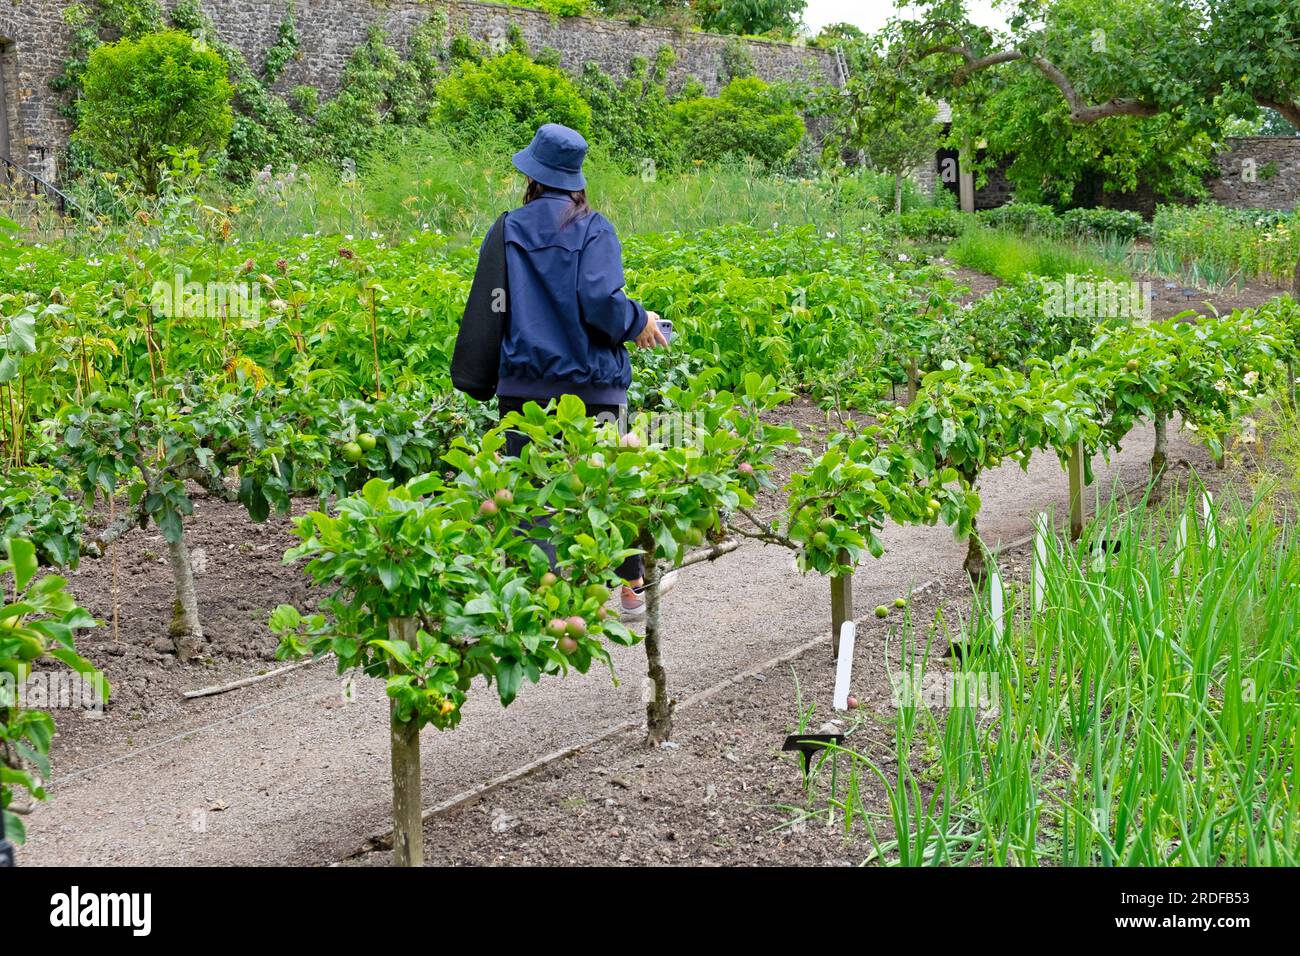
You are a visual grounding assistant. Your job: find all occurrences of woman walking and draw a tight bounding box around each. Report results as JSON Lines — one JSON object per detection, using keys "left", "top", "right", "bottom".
{"left": 479, "top": 123, "right": 674, "bottom": 618}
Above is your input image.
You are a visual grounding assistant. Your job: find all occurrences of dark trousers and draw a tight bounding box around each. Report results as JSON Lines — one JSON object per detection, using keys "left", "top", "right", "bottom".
{"left": 498, "top": 395, "right": 644, "bottom": 582}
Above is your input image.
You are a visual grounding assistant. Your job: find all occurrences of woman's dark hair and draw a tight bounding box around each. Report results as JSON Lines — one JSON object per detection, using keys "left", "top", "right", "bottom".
{"left": 523, "top": 178, "right": 591, "bottom": 228}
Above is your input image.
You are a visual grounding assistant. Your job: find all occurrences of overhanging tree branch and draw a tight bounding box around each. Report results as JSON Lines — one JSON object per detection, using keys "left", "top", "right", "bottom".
{"left": 920, "top": 41, "right": 1160, "bottom": 122}
{"left": 1257, "top": 99, "right": 1300, "bottom": 131}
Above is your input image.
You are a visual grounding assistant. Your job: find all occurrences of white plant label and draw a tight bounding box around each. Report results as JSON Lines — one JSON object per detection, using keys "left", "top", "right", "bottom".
{"left": 1174, "top": 513, "right": 1189, "bottom": 576}
{"left": 1033, "top": 513, "right": 1049, "bottom": 612}
{"left": 832, "top": 621, "right": 856, "bottom": 711}
{"left": 1202, "top": 492, "right": 1216, "bottom": 550}
{"left": 989, "top": 565, "right": 1005, "bottom": 648}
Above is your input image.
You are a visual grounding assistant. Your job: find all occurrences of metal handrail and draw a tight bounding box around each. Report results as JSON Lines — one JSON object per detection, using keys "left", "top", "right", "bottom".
{"left": 0, "top": 155, "right": 80, "bottom": 216}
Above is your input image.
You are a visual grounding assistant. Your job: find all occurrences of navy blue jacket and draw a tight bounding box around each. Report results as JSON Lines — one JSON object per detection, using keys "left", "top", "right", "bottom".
{"left": 495, "top": 188, "right": 648, "bottom": 406}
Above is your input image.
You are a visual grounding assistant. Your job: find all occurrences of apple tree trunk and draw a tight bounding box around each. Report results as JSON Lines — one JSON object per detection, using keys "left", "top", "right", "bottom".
{"left": 963, "top": 513, "right": 987, "bottom": 586}
{"left": 167, "top": 534, "right": 204, "bottom": 662}
{"left": 388, "top": 616, "right": 423, "bottom": 867}
{"left": 1150, "top": 410, "right": 1168, "bottom": 488}
{"left": 638, "top": 531, "right": 674, "bottom": 746}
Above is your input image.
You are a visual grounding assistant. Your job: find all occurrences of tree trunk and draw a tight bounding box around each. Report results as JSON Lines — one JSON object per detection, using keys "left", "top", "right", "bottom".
{"left": 958, "top": 141, "right": 976, "bottom": 213}
{"left": 388, "top": 617, "right": 423, "bottom": 867}
{"left": 1292, "top": 249, "right": 1299, "bottom": 300}
{"left": 1067, "top": 441, "right": 1086, "bottom": 541}
{"left": 829, "top": 549, "right": 854, "bottom": 659}
{"left": 639, "top": 533, "right": 674, "bottom": 746}
{"left": 893, "top": 174, "right": 904, "bottom": 215}
{"left": 167, "top": 534, "right": 204, "bottom": 662}
{"left": 1150, "top": 410, "right": 1168, "bottom": 492}
{"left": 963, "top": 514, "right": 986, "bottom": 586}
{"left": 905, "top": 358, "right": 920, "bottom": 404}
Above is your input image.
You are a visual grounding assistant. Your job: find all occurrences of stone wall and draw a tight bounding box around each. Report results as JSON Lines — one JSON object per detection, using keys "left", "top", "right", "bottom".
{"left": 0, "top": 0, "right": 838, "bottom": 182}
{"left": 1208, "top": 137, "right": 1300, "bottom": 211}
{"left": 183, "top": 0, "right": 837, "bottom": 98}
{"left": 0, "top": 0, "right": 73, "bottom": 180}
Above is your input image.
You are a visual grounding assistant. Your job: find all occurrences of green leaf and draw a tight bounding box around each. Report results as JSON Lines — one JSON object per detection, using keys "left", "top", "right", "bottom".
{"left": 6, "top": 537, "right": 37, "bottom": 591}
{"left": 496, "top": 658, "right": 523, "bottom": 706}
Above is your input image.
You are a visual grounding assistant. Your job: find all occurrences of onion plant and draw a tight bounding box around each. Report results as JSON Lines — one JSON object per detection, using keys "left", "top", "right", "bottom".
{"left": 829, "top": 484, "right": 1300, "bottom": 866}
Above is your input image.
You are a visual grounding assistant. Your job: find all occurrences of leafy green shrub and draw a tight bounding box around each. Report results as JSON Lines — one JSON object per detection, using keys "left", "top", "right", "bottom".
{"left": 435, "top": 51, "right": 592, "bottom": 148}
{"left": 75, "top": 29, "right": 234, "bottom": 193}
{"left": 897, "top": 207, "right": 969, "bottom": 242}
{"left": 1060, "top": 207, "right": 1150, "bottom": 242}
{"left": 668, "top": 77, "right": 804, "bottom": 168}
{"left": 695, "top": 0, "right": 805, "bottom": 38}
{"left": 978, "top": 202, "right": 1059, "bottom": 235}
{"left": 579, "top": 48, "right": 676, "bottom": 169}
{"left": 526, "top": 0, "right": 590, "bottom": 14}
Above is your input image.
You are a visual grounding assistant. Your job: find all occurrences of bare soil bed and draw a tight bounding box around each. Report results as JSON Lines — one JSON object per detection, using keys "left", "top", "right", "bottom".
{"left": 53, "top": 496, "right": 319, "bottom": 728}
{"left": 1138, "top": 273, "right": 1292, "bottom": 322}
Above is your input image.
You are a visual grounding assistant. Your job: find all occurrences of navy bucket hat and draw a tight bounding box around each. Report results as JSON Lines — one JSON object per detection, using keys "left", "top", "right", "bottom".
{"left": 512, "top": 124, "right": 588, "bottom": 191}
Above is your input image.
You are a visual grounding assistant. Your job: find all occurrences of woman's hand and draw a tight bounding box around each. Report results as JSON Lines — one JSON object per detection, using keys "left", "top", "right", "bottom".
{"left": 635, "top": 310, "right": 669, "bottom": 349}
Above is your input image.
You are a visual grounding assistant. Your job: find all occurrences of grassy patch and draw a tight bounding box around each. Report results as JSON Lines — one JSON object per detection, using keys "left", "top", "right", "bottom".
{"left": 949, "top": 225, "right": 1130, "bottom": 282}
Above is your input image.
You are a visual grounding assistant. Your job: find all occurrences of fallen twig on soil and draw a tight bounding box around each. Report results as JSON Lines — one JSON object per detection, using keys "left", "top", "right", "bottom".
{"left": 182, "top": 656, "right": 331, "bottom": 699}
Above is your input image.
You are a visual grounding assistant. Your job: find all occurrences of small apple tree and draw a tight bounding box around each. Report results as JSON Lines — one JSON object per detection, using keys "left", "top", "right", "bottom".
{"left": 1061, "top": 311, "right": 1286, "bottom": 486}
{"left": 890, "top": 361, "right": 1100, "bottom": 576}
{"left": 737, "top": 414, "right": 970, "bottom": 647}
{"left": 271, "top": 430, "right": 640, "bottom": 865}
{"left": 497, "top": 375, "right": 798, "bottom": 745}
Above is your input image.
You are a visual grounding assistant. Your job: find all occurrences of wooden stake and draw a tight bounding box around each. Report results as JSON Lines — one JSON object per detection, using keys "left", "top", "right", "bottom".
{"left": 1068, "top": 440, "right": 1086, "bottom": 541}
{"left": 369, "top": 287, "right": 382, "bottom": 400}
{"left": 388, "top": 616, "right": 423, "bottom": 867}
{"left": 108, "top": 492, "right": 120, "bottom": 645}
{"left": 830, "top": 549, "right": 854, "bottom": 658}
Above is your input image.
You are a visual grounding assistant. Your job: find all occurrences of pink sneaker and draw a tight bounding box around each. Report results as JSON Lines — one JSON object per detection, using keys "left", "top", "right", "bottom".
{"left": 618, "top": 571, "right": 679, "bottom": 619}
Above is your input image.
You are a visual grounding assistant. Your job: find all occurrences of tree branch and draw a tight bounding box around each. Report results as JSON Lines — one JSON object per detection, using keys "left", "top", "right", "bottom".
{"left": 677, "top": 538, "right": 739, "bottom": 569}
{"left": 1028, "top": 56, "right": 1160, "bottom": 122}
{"left": 1257, "top": 98, "right": 1300, "bottom": 131}
{"left": 176, "top": 464, "right": 240, "bottom": 502}
{"left": 82, "top": 503, "right": 144, "bottom": 558}
{"left": 918, "top": 35, "right": 1160, "bottom": 123}
{"left": 733, "top": 507, "right": 796, "bottom": 551}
